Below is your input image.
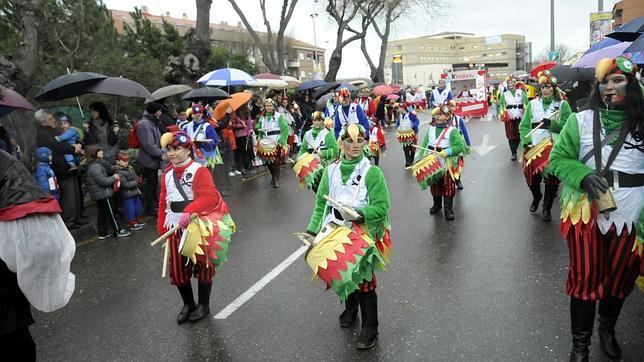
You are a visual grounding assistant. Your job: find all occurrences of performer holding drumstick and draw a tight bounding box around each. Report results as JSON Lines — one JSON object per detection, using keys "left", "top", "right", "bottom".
{"left": 301, "top": 124, "right": 392, "bottom": 350}
{"left": 412, "top": 104, "right": 467, "bottom": 220}
{"left": 255, "top": 98, "right": 289, "bottom": 188}
{"left": 155, "top": 131, "right": 235, "bottom": 324}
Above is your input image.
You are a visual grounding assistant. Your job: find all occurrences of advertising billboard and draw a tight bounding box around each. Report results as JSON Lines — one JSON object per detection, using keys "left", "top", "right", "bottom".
{"left": 590, "top": 12, "right": 613, "bottom": 46}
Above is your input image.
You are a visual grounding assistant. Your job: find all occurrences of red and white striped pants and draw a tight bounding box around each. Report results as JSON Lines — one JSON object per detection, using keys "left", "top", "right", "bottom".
{"left": 168, "top": 232, "right": 215, "bottom": 286}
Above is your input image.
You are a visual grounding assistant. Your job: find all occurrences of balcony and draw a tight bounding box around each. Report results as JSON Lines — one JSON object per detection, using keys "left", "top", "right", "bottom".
{"left": 287, "top": 60, "right": 300, "bottom": 68}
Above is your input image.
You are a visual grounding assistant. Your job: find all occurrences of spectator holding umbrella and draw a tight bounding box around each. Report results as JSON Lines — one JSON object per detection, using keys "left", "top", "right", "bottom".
{"left": 137, "top": 102, "right": 166, "bottom": 215}
{"left": 35, "top": 109, "right": 83, "bottom": 229}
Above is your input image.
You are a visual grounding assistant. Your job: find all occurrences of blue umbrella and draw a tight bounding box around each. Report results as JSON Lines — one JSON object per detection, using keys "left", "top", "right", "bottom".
{"left": 625, "top": 33, "right": 644, "bottom": 53}
{"left": 573, "top": 42, "right": 632, "bottom": 68}
{"left": 298, "top": 79, "right": 326, "bottom": 91}
{"left": 587, "top": 37, "right": 620, "bottom": 54}
{"left": 606, "top": 16, "right": 644, "bottom": 42}
{"left": 197, "top": 68, "right": 256, "bottom": 87}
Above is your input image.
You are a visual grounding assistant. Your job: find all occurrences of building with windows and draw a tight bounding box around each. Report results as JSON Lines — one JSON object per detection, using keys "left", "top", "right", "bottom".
{"left": 110, "top": 7, "right": 326, "bottom": 80}
{"left": 384, "top": 32, "right": 532, "bottom": 84}
{"left": 612, "top": 0, "right": 644, "bottom": 27}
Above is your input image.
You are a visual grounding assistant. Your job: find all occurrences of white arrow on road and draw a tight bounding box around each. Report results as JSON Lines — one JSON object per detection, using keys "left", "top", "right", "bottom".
{"left": 471, "top": 133, "right": 498, "bottom": 156}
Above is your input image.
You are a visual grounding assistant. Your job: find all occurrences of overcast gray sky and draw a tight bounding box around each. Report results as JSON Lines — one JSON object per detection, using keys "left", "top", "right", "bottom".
{"left": 104, "top": 0, "right": 619, "bottom": 78}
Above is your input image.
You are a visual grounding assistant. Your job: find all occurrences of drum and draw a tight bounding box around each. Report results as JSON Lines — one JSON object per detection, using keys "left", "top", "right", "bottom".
{"left": 410, "top": 153, "right": 444, "bottom": 190}
{"left": 305, "top": 223, "right": 385, "bottom": 302}
{"left": 256, "top": 138, "right": 279, "bottom": 162}
{"left": 292, "top": 153, "right": 323, "bottom": 189}
{"left": 179, "top": 212, "right": 236, "bottom": 268}
{"left": 396, "top": 128, "right": 416, "bottom": 147}
{"left": 522, "top": 137, "right": 553, "bottom": 177}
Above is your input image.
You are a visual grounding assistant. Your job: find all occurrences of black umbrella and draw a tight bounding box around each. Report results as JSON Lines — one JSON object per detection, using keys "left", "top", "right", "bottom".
{"left": 550, "top": 64, "right": 595, "bottom": 82}
{"left": 181, "top": 87, "right": 230, "bottom": 102}
{"left": 85, "top": 77, "right": 152, "bottom": 99}
{"left": 313, "top": 82, "right": 341, "bottom": 100}
{"left": 34, "top": 72, "right": 108, "bottom": 101}
{"left": 298, "top": 79, "right": 326, "bottom": 91}
{"left": 315, "top": 93, "right": 333, "bottom": 111}
{"left": 606, "top": 16, "right": 644, "bottom": 42}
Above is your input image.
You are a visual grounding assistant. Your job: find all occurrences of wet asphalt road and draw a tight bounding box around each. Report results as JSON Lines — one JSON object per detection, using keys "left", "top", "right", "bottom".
{"left": 31, "top": 112, "right": 644, "bottom": 361}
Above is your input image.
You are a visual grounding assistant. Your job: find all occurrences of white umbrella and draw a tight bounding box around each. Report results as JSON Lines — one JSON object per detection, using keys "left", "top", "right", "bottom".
{"left": 198, "top": 68, "right": 256, "bottom": 86}
{"left": 280, "top": 75, "right": 301, "bottom": 89}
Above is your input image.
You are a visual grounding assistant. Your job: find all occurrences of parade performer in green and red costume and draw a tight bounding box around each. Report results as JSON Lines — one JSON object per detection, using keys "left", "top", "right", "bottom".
{"left": 413, "top": 105, "right": 467, "bottom": 220}
{"left": 303, "top": 124, "right": 391, "bottom": 350}
{"left": 256, "top": 98, "right": 289, "bottom": 188}
{"left": 157, "top": 131, "right": 235, "bottom": 324}
{"left": 396, "top": 102, "right": 420, "bottom": 167}
{"left": 519, "top": 70, "right": 573, "bottom": 222}
{"left": 294, "top": 111, "right": 339, "bottom": 192}
{"left": 550, "top": 56, "right": 643, "bottom": 362}
{"left": 499, "top": 74, "right": 529, "bottom": 160}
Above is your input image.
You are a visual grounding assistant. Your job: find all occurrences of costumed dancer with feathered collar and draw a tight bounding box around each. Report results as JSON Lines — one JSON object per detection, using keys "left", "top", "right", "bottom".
{"left": 293, "top": 111, "right": 339, "bottom": 192}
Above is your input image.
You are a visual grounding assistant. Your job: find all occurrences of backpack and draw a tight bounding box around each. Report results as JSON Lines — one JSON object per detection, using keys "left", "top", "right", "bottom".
{"left": 127, "top": 121, "right": 140, "bottom": 149}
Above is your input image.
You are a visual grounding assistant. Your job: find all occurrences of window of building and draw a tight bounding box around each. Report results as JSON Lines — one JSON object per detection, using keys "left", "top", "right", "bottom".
{"left": 482, "top": 53, "right": 487, "bottom": 57}
{"left": 459, "top": 46, "right": 464, "bottom": 50}
{"left": 396, "top": 45, "right": 403, "bottom": 51}
{"left": 472, "top": 45, "right": 478, "bottom": 49}
{"left": 501, "top": 52, "right": 506, "bottom": 56}
{"left": 307, "top": 53, "right": 312, "bottom": 61}
{"left": 420, "top": 45, "right": 425, "bottom": 50}
{"left": 298, "top": 52, "right": 304, "bottom": 60}
{"left": 300, "top": 70, "right": 306, "bottom": 78}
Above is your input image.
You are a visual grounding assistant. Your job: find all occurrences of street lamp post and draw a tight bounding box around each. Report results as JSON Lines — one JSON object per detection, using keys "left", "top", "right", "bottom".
{"left": 310, "top": 12, "right": 319, "bottom": 80}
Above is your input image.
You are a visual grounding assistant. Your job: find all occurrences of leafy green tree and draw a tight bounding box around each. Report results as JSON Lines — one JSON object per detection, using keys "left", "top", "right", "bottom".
{"left": 205, "top": 47, "right": 260, "bottom": 75}
{"left": 120, "top": 7, "right": 186, "bottom": 62}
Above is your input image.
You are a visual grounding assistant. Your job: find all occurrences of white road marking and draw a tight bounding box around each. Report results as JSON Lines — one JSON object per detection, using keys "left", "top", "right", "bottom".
{"left": 213, "top": 245, "right": 308, "bottom": 319}
{"left": 471, "top": 133, "right": 499, "bottom": 156}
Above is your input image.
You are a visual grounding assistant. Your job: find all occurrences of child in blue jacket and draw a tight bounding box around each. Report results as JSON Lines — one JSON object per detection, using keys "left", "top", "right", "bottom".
{"left": 55, "top": 115, "right": 81, "bottom": 169}
{"left": 34, "top": 147, "right": 59, "bottom": 199}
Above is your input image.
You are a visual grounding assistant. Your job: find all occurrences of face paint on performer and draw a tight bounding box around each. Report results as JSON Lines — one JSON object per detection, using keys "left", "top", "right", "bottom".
{"left": 166, "top": 145, "right": 191, "bottom": 166}
{"left": 507, "top": 79, "right": 516, "bottom": 90}
{"left": 599, "top": 73, "right": 627, "bottom": 108}
{"left": 540, "top": 83, "right": 554, "bottom": 98}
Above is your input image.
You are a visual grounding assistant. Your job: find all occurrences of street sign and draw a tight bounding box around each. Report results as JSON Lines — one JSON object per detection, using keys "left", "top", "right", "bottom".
{"left": 548, "top": 51, "right": 559, "bottom": 61}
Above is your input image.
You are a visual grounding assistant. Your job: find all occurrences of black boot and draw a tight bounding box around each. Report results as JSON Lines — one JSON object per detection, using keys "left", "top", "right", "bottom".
{"left": 339, "top": 291, "right": 359, "bottom": 327}
{"left": 429, "top": 196, "right": 442, "bottom": 214}
{"left": 176, "top": 284, "right": 195, "bottom": 324}
{"left": 444, "top": 197, "right": 455, "bottom": 220}
{"left": 542, "top": 184, "right": 558, "bottom": 222}
{"left": 455, "top": 179, "right": 464, "bottom": 190}
{"left": 189, "top": 282, "right": 212, "bottom": 323}
{"left": 509, "top": 139, "right": 519, "bottom": 160}
{"left": 529, "top": 184, "right": 542, "bottom": 213}
{"left": 357, "top": 290, "right": 379, "bottom": 350}
{"left": 569, "top": 298, "right": 595, "bottom": 362}
{"left": 597, "top": 295, "right": 625, "bottom": 359}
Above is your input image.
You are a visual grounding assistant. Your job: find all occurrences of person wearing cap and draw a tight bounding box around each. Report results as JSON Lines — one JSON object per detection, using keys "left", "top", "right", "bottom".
{"left": 550, "top": 56, "right": 644, "bottom": 362}
{"left": 185, "top": 104, "right": 220, "bottom": 169}
{"left": 499, "top": 75, "right": 529, "bottom": 160}
{"left": 256, "top": 98, "right": 289, "bottom": 188}
{"left": 54, "top": 115, "right": 81, "bottom": 170}
{"left": 414, "top": 105, "right": 467, "bottom": 220}
{"left": 304, "top": 123, "right": 391, "bottom": 350}
{"left": 429, "top": 78, "right": 452, "bottom": 108}
{"left": 157, "top": 131, "right": 233, "bottom": 323}
{"left": 518, "top": 70, "right": 573, "bottom": 222}
{"left": 396, "top": 102, "right": 420, "bottom": 167}
{"left": 137, "top": 101, "right": 167, "bottom": 215}
{"left": 334, "top": 88, "right": 371, "bottom": 140}
{"left": 115, "top": 152, "right": 145, "bottom": 231}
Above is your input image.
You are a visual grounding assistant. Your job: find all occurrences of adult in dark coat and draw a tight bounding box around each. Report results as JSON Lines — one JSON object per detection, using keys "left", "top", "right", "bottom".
{"left": 136, "top": 102, "right": 166, "bottom": 215}
{"left": 85, "top": 102, "right": 119, "bottom": 163}
{"left": 35, "top": 110, "right": 83, "bottom": 228}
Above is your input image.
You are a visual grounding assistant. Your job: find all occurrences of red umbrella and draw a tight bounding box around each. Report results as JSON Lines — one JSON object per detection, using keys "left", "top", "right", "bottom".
{"left": 0, "top": 85, "right": 36, "bottom": 118}
{"left": 372, "top": 85, "right": 393, "bottom": 96}
{"left": 530, "top": 61, "right": 557, "bottom": 77}
{"left": 386, "top": 94, "right": 400, "bottom": 100}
